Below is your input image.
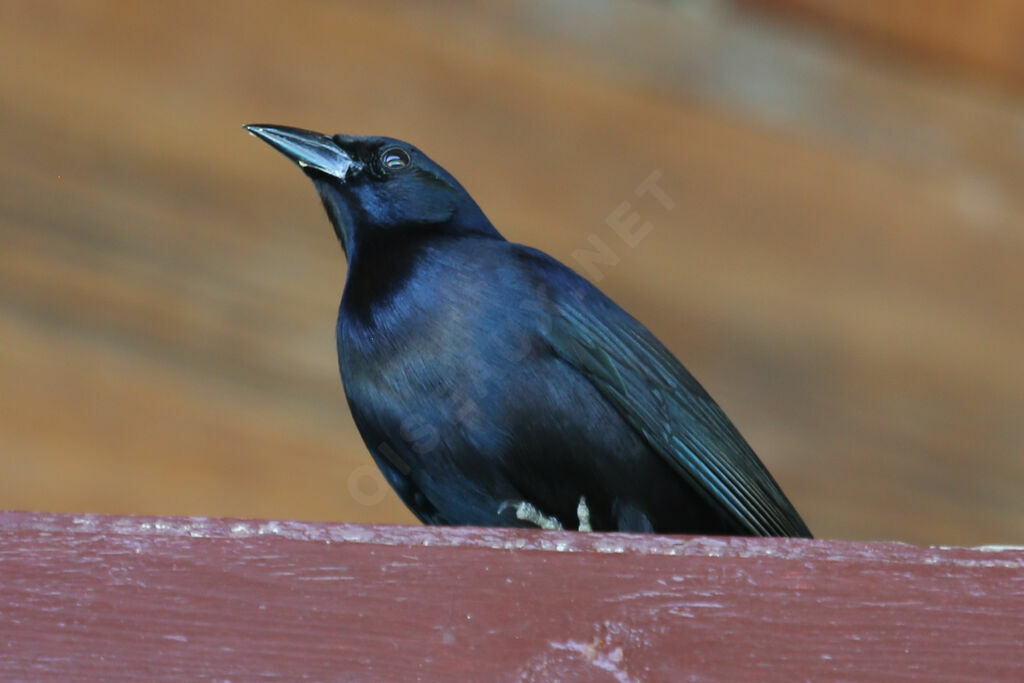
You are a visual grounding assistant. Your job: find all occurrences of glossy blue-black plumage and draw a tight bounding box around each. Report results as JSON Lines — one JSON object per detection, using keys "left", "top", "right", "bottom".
{"left": 246, "top": 124, "right": 811, "bottom": 537}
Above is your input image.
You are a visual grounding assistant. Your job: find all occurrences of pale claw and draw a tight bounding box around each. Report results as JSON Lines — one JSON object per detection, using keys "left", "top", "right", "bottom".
{"left": 577, "top": 496, "right": 592, "bottom": 532}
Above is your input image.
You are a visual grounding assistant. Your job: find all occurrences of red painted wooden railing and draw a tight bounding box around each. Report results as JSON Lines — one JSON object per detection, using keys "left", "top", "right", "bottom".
{"left": 1, "top": 511, "right": 1021, "bottom": 680}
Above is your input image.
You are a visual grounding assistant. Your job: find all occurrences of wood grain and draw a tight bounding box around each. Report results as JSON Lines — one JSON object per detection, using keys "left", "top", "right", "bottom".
{"left": 746, "top": 0, "right": 1024, "bottom": 86}
{"left": 0, "top": 1, "right": 1022, "bottom": 545}
{"left": 1, "top": 511, "right": 1022, "bottom": 680}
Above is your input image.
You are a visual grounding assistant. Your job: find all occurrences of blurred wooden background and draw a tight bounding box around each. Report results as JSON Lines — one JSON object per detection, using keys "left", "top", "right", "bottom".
{"left": 1, "top": 0, "right": 1021, "bottom": 546}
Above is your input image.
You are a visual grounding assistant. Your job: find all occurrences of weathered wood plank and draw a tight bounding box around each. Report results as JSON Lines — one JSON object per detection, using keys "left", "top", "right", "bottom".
{"left": 1, "top": 511, "right": 1022, "bottom": 680}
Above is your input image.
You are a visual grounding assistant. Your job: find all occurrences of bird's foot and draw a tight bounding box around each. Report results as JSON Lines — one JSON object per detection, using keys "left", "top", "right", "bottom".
{"left": 498, "top": 497, "right": 593, "bottom": 531}
{"left": 498, "top": 500, "right": 563, "bottom": 530}
{"left": 576, "top": 496, "right": 592, "bottom": 532}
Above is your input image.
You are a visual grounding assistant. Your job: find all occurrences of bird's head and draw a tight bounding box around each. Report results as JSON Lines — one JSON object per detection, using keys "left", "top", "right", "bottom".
{"left": 245, "top": 125, "right": 499, "bottom": 259}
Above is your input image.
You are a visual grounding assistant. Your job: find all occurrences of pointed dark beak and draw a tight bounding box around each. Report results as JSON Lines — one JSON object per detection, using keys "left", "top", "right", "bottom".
{"left": 244, "top": 124, "right": 361, "bottom": 180}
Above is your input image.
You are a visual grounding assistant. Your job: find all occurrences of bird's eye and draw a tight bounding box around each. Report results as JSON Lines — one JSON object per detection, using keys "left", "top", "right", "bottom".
{"left": 381, "top": 147, "right": 410, "bottom": 170}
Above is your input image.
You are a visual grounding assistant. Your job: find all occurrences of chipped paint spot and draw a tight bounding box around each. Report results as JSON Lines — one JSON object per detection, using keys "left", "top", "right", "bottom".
{"left": 548, "top": 637, "right": 632, "bottom": 683}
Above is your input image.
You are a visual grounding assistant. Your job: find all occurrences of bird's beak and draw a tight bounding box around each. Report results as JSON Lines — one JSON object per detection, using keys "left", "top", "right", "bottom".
{"left": 244, "top": 124, "right": 361, "bottom": 180}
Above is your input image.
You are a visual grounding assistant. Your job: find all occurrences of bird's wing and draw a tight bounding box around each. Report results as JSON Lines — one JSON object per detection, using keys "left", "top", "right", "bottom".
{"left": 539, "top": 275, "right": 811, "bottom": 537}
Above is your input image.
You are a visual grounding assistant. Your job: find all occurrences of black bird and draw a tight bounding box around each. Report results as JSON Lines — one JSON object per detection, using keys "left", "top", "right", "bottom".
{"left": 245, "top": 124, "right": 811, "bottom": 537}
